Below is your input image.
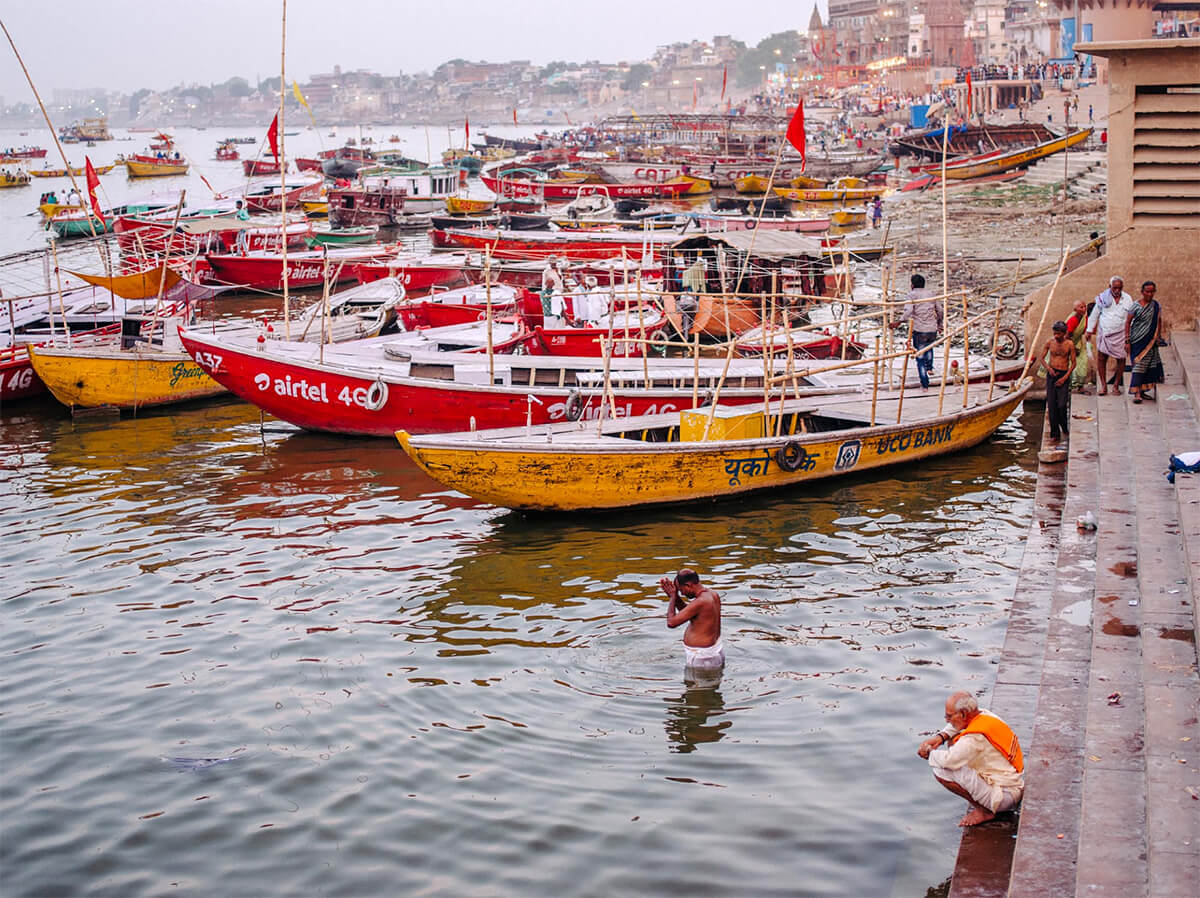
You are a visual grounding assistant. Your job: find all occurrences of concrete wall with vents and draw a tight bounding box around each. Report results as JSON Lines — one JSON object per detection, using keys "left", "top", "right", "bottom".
{"left": 1023, "top": 39, "right": 1199, "bottom": 352}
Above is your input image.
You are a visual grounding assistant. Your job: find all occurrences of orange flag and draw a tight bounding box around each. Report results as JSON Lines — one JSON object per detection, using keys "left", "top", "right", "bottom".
{"left": 513, "top": 108, "right": 518, "bottom": 126}
{"left": 786, "top": 99, "right": 806, "bottom": 172}
{"left": 266, "top": 113, "right": 279, "bottom": 161}
{"left": 966, "top": 71, "right": 973, "bottom": 117}
{"left": 84, "top": 156, "right": 105, "bottom": 226}
{"left": 721, "top": 66, "right": 727, "bottom": 101}
{"left": 692, "top": 82, "right": 698, "bottom": 110}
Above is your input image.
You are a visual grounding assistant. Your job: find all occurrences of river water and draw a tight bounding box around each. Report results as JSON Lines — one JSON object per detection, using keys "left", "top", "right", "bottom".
{"left": 0, "top": 389, "right": 1040, "bottom": 897}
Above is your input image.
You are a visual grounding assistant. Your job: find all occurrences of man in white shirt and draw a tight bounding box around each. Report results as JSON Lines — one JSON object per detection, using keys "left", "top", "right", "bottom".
{"left": 917, "top": 690, "right": 1025, "bottom": 826}
{"left": 1086, "top": 275, "right": 1134, "bottom": 395}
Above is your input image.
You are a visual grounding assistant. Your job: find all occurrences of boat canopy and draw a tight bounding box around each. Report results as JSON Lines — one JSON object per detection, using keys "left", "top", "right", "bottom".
{"left": 669, "top": 231, "right": 826, "bottom": 260}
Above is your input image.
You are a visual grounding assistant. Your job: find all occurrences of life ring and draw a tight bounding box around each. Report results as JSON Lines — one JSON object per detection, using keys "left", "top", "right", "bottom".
{"left": 565, "top": 389, "right": 585, "bottom": 422}
{"left": 647, "top": 328, "right": 668, "bottom": 355}
{"left": 776, "top": 440, "right": 804, "bottom": 472}
{"left": 744, "top": 218, "right": 757, "bottom": 230}
{"left": 364, "top": 377, "right": 388, "bottom": 411}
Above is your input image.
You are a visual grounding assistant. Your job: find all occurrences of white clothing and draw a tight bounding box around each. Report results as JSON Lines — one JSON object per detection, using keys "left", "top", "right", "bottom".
{"left": 1089, "top": 289, "right": 1133, "bottom": 336}
{"left": 928, "top": 710, "right": 1024, "bottom": 794}
{"left": 684, "top": 638, "right": 725, "bottom": 669}
{"left": 930, "top": 762, "right": 1022, "bottom": 813}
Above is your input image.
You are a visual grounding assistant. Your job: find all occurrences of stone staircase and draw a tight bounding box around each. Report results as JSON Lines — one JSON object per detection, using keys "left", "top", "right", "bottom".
{"left": 948, "top": 329, "right": 1200, "bottom": 897}
{"left": 1019, "top": 150, "right": 1108, "bottom": 198}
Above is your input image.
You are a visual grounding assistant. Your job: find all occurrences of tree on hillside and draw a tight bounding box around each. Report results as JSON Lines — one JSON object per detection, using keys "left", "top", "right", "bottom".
{"left": 735, "top": 30, "right": 803, "bottom": 88}
{"left": 622, "top": 63, "right": 653, "bottom": 92}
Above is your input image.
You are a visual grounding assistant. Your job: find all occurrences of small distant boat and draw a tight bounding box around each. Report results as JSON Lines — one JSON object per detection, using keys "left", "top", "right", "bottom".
{"left": 444, "top": 194, "right": 496, "bottom": 216}
{"left": 734, "top": 173, "right": 772, "bottom": 195}
{"left": 0, "top": 171, "right": 32, "bottom": 188}
{"left": 830, "top": 207, "right": 867, "bottom": 227}
{"left": 388, "top": 134, "right": 401, "bottom": 143}
{"left": 216, "top": 142, "right": 239, "bottom": 161}
{"left": 125, "top": 154, "right": 189, "bottom": 178}
{"left": 243, "top": 158, "right": 282, "bottom": 176}
{"left": 306, "top": 224, "right": 380, "bottom": 247}
{"left": 29, "top": 163, "right": 115, "bottom": 178}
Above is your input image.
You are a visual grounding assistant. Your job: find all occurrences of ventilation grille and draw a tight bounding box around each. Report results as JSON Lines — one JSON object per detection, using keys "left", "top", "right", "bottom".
{"left": 1132, "top": 85, "right": 1200, "bottom": 227}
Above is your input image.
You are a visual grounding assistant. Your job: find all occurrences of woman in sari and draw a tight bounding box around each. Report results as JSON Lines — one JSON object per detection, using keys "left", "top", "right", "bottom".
{"left": 1124, "top": 280, "right": 1163, "bottom": 403}
{"left": 1066, "top": 300, "right": 1091, "bottom": 390}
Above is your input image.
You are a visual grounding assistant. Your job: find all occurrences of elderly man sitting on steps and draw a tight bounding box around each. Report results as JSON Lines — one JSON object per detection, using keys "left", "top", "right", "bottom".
{"left": 917, "top": 690, "right": 1025, "bottom": 826}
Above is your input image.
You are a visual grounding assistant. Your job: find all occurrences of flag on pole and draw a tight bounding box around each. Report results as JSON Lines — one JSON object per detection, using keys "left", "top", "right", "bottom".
{"left": 565, "top": 111, "right": 572, "bottom": 125}
{"left": 464, "top": 115, "right": 470, "bottom": 149}
{"left": 197, "top": 171, "right": 218, "bottom": 197}
{"left": 292, "top": 81, "right": 310, "bottom": 110}
{"left": 786, "top": 99, "right": 806, "bottom": 172}
{"left": 692, "top": 82, "right": 697, "bottom": 110}
{"left": 84, "top": 157, "right": 105, "bottom": 227}
{"left": 266, "top": 113, "right": 280, "bottom": 161}
{"left": 721, "top": 66, "right": 727, "bottom": 101}
{"left": 513, "top": 108, "right": 518, "bottom": 126}
{"left": 965, "top": 71, "right": 973, "bottom": 117}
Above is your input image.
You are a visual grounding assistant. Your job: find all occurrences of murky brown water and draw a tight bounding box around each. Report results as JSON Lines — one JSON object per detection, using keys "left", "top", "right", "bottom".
{"left": 1, "top": 393, "right": 1040, "bottom": 897}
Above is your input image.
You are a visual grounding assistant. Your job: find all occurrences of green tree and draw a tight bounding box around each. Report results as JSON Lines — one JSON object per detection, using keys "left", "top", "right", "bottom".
{"left": 622, "top": 63, "right": 653, "bottom": 92}
{"left": 225, "top": 77, "right": 252, "bottom": 97}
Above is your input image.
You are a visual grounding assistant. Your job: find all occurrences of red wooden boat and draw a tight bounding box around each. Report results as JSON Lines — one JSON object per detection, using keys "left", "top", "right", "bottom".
{"left": 480, "top": 173, "right": 693, "bottom": 200}
{"left": 178, "top": 328, "right": 811, "bottom": 438}
{"left": 1, "top": 321, "right": 125, "bottom": 402}
{"left": 204, "top": 246, "right": 394, "bottom": 290}
{"left": 429, "top": 227, "right": 679, "bottom": 261}
{"left": 216, "top": 143, "right": 239, "bottom": 161}
{"left": 115, "top": 214, "right": 312, "bottom": 256}
{"left": 295, "top": 157, "right": 323, "bottom": 173}
{"left": 3, "top": 147, "right": 47, "bottom": 159}
{"left": 242, "top": 177, "right": 323, "bottom": 213}
{"left": 350, "top": 256, "right": 475, "bottom": 293}
{"left": 243, "top": 158, "right": 282, "bottom": 177}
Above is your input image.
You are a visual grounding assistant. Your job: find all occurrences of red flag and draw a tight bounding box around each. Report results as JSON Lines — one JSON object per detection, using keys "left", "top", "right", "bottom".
{"left": 966, "top": 71, "right": 973, "bottom": 117}
{"left": 692, "top": 82, "right": 698, "bottom": 110}
{"left": 513, "top": 108, "right": 518, "bottom": 126}
{"left": 565, "top": 111, "right": 572, "bottom": 125}
{"left": 786, "top": 99, "right": 806, "bottom": 172}
{"left": 197, "top": 171, "right": 218, "bottom": 196}
{"left": 84, "top": 156, "right": 105, "bottom": 227}
{"left": 266, "top": 113, "right": 279, "bottom": 161}
{"left": 464, "top": 115, "right": 470, "bottom": 149}
{"left": 721, "top": 66, "right": 727, "bottom": 101}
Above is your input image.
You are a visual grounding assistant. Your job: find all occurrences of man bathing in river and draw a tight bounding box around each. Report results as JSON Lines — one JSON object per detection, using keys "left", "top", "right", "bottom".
{"left": 917, "top": 691, "right": 1024, "bottom": 826}
{"left": 660, "top": 569, "right": 723, "bottom": 670}
{"left": 1037, "top": 321, "right": 1077, "bottom": 444}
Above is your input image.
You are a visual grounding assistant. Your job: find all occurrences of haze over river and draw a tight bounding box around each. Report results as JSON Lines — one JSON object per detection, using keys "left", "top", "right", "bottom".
{"left": 0, "top": 392, "right": 1041, "bottom": 897}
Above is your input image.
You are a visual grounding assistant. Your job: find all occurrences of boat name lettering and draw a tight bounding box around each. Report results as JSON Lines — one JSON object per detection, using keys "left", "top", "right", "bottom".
{"left": 252, "top": 371, "right": 385, "bottom": 409}
{"left": 834, "top": 439, "right": 862, "bottom": 471}
{"left": 633, "top": 167, "right": 671, "bottom": 182}
{"left": 723, "top": 450, "right": 776, "bottom": 486}
{"left": 287, "top": 264, "right": 323, "bottom": 280}
{"left": 192, "top": 351, "right": 223, "bottom": 373}
{"left": 875, "top": 424, "right": 954, "bottom": 455}
{"left": 5, "top": 368, "right": 33, "bottom": 391}
{"left": 168, "top": 362, "right": 207, "bottom": 388}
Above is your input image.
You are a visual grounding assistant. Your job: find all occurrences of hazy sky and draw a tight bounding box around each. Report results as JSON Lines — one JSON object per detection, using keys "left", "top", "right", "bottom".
{"left": 1, "top": 1, "right": 826, "bottom": 99}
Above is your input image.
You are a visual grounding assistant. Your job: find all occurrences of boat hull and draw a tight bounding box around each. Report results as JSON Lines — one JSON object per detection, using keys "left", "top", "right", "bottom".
{"left": 397, "top": 385, "right": 1029, "bottom": 511}
{"left": 125, "top": 160, "right": 189, "bottom": 178}
{"left": 179, "top": 330, "right": 776, "bottom": 438}
{"left": 0, "top": 350, "right": 46, "bottom": 402}
{"left": 27, "top": 344, "right": 225, "bottom": 409}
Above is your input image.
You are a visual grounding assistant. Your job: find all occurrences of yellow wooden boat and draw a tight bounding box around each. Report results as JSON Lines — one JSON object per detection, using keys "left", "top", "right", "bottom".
{"left": 39, "top": 201, "right": 84, "bottom": 218}
{"left": 0, "top": 171, "right": 31, "bottom": 188}
{"left": 734, "top": 173, "right": 771, "bottom": 194}
{"left": 301, "top": 199, "right": 329, "bottom": 217}
{"left": 397, "top": 380, "right": 1031, "bottom": 512}
{"left": 787, "top": 175, "right": 825, "bottom": 190}
{"left": 125, "top": 159, "right": 189, "bottom": 178}
{"left": 29, "top": 164, "right": 115, "bottom": 178}
{"left": 773, "top": 184, "right": 885, "bottom": 203}
{"left": 939, "top": 128, "right": 1092, "bottom": 180}
{"left": 671, "top": 174, "right": 713, "bottom": 196}
{"left": 445, "top": 194, "right": 496, "bottom": 215}
{"left": 830, "top": 207, "right": 867, "bottom": 227}
{"left": 27, "top": 336, "right": 224, "bottom": 411}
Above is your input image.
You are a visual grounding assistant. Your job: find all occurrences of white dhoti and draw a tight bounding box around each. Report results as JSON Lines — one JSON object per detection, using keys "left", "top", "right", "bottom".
{"left": 683, "top": 639, "right": 725, "bottom": 670}
{"left": 931, "top": 763, "right": 1022, "bottom": 813}
{"left": 1094, "top": 327, "right": 1126, "bottom": 360}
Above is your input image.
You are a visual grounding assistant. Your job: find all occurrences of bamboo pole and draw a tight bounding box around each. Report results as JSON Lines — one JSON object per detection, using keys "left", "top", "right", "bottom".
{"left": 961, "top": 291, "right": 970, "bottom": 408}
{"left": 485, "top": 248, "right": 494, "bottom": 383}
{"left": 936, "top": 116, "right": 951, "bottom": 415}
{"left": 762, "top": 279, "right": 774, "bottom": 431}
{"left": 637, "top": 268, "right": 649, "bottom": 382}
{"left": 144, "top": 190, "right": 186, "bottom": 347}
{"left": 870, "top": 335, "right": 881, "bottom": 425}
{"left": 988, "top": 308, "right": 1000, "bottom": 402}
{"left": 279, "top": 0, "right": 291, "bottom": 340}
{"left": 896, "top": 321, "right": 912, "bottom": 423}
{"left": 692, "top": 330, "right": 700, "bottom": 408}
{"left": 50, "top": 238, "right": 68, "bottom": 347}
{"left": 319, "top": 252, "right": 330, "bottom": 364}
{"left": 1015, "top": 248, "right": 1070, "bottom": 388}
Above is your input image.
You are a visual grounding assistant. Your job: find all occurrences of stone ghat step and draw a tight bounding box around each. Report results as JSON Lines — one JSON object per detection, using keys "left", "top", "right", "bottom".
{"left": 949, "top": 339, "right": 1200, "bottom": 896}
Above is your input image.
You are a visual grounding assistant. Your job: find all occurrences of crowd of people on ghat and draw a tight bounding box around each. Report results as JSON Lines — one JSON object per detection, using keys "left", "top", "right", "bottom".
{"left": 1035, "top": 274, "right": 1167, "bottom": 445}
